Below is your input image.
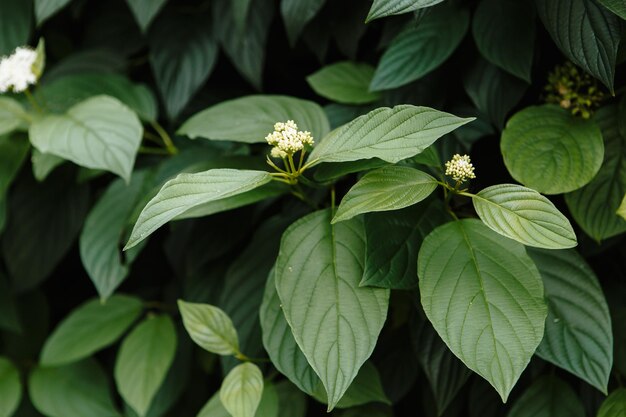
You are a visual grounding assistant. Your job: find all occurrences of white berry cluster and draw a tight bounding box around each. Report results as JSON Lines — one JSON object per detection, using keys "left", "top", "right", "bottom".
{"left": 0, "top": 46, "right": 38, "bottom": 93}
{"left": 266, "top": 120, "right": 314, "bottom": 159}
{"left": 445, "top": 154, "right": 476, "bottom": 182}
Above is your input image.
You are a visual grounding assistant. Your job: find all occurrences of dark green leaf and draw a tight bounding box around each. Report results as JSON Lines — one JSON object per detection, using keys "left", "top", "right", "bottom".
{"left": 507, "top": 376, "right": 585, "bottom": 417}
{"left": 598, "top": 388, "right": 626, "bottom": 417}
{"left": 0, "top": 0, "right": 33, "bottom": 55}
{"left": 281, "top": 0, "right": 326, "bottom": 46}
{"left": 597, "top": 0, "right": 626, "bottom": 19}
{"left": 0, "top": 357, "right": 21, "bottom": 417}
{"left": 366, "top": 0, "right": 444, "bottom": 22}
{"left": 126, "top": 0, "right": 167, "bottom": 32}
{"left": 35, "top": 0, "right": 70, "bottom": 25}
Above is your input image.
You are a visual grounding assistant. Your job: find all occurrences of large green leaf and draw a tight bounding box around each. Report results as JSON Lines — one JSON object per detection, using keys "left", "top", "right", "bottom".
{"left": 126, "top": 0, "right": 167, "bottom": 32}
{"left": 598, "top": 0, "right": 626, "bottom": 19}
{"left": 370, "top": 3, "right": 469, "bottom": 90}
{"left": 125, "top": 169, "right": 273, "bottom": 250}
{"left": 366, "top": 0, "right": 444, "bottom": 22}
{"left": 0, "top": 357, "right": 21, "bottom": 417}
{"left": 528, "top": 248, "right": 613, "bottom": 394}
{"left": 115, "top": 315, "right": 177, "bottom": 417}
{"left": 40, "top": 295, "right": 143, "bottom": 366}
{"left": 598, "top": 389, "right": 626, "bottom": 417}
{"left": 0, "top": 0, "right": 33, "bottom": 55}
{"left": 178, "top": 95, "right": 329, "bottom": 144}
{"left": 333, "top": 166, "right": 437, "bottom": 223}
{"left": 29, "top": 359, "right": 120, "bottom": 417}
{"left": 220, "top": 362, "right": 264, "bottom": 417}
{"left": 565, "top": 105, "right": 626, "bottom": 240}
{"left": 309, "top": 105, "right": 473, "bottom": 166}
{"left": 471, "top": 184, "right": 577, "bottom": 249}
{"left": 29, "top": 95, "right": 143, "bottom": 182}
{"left": 472, "top": 0, "right": 536, "bottom": 82}
{"left": 80, "top": 172, "right": 149, "bottom": 300}
{"left": 178, "top": 300, "right": 240, "bottom": 356}
{"left": 506, "top": 376, "right": 584, "bottom": 417}
{"left": 501, "top": 105, "right": 604, "bottom": 194}
{"left": 35, "top": 0, "right": 71, "bottom": 25}
{"left": 149, "top": 12, "right": 217, "bottom": 119}
{"left": 0, "top": 98, "right": 27, "bottom": 136}
{"left": 281, "top": 0, "right": 325, "bottom": 45}
{"left": 307, "top": 62, "right": 380, "bottom": 105}
{"left": 274, "top": 209, "right": 389, "bottom": 409}
{"left": 535, "top": 0, "right": 621, "bottom": 91}
{"left": 418, "top": 219, "right": 547, "bottom": 401}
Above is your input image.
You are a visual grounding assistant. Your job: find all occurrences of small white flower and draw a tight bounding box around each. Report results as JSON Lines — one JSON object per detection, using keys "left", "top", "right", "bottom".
{"left": 266, "top": 120, "right": 314, "bottom": 157}
{"left": 445, "top": 154, "right": 476, "bottom": 182}
{"left": 0, "top": 46, "right": 38, "bottom": 93}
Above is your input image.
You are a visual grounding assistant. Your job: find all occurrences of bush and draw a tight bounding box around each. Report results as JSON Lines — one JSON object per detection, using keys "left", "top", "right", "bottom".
{"left": 0, "top": 0, "right": 625, "bottom": 416}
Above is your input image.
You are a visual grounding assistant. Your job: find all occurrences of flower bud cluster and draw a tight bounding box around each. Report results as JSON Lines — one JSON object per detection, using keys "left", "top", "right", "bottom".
{"left": 266, "top": 120, "right": 314, "bottom": 158}
{"left": 0, "top": 46, "right": 38, "bottom": 93}
{"left": 445, "top": 154, "right": 476, "bottom": 182}
{"left": 544, "top": 62, "right": 604, "bottom": 119}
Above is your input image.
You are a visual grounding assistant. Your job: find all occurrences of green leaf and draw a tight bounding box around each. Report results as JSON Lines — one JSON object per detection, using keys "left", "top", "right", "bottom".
{"left": 178, "top": 95, "right": 329, "bottom": 144}
{"left": 0, "top": 357, "right": 21, "bottom": 417}
{"left": 333, "top": 166, "right": 437, "bottom": 223}
{"left": 280, "top": 0, "right": 326, "bottom": 46}
{"left": 275, "top": 381, "right": 307, "bottom": 417}
{"left": 472, "top": 0, "right": 536, "bottom": 82}
{"left": 370, "top": 3, "right": 469, "bottom": 90}
{"left": 313, "top": 158, "right": 388, "bottom": 183}
{"left": 535, "top": 0, "right": 621, "bottom": 91}
{"left": 197, "top": 394, "right": 230, "bottom": 417}
{"left": 220, "top": 362, "right": 264, "bottom": 417}
{"left": 29, "top": 359, "right": 120, "bottom": 417}
{"left": 115, "top": 315, "right": 177, "bottom": 417}
{"left": 29, "top": 95, "right": 143, "bottom": 182}
{"left": 618, "top": 194, "right": 626, "bottom": 220}
{"left": 232, "top": 0, "right": 253, "bottom": 32}
{"left": 418, "top": 219, "right": 547, "bottom": 401}
{"left": 125, "top": 169, "right": 273, "bottom": 250}
{"left": 251, "top": 382, "right": 278, "bottom": 417}
{"left": 178, "top": 300, "right": 240, "bottom": 355}
{"left": 501, "top": 105, "right": 604, "bottom": 194}
{"left": 197, "top": 381, "right": 279, "bottom": 417}
{"left": 274, "top": 209, "right": 389, "bottom": 409}
{"left": 126, "top": 0, "right": 167, "bottom": 32}
{"left": 0, "top": 0, "right": 33, "bottom": 55}
{"left": 0, "top": 133, "right": 30, "bottom": 198}
{"left": 528, "top": 248, "right": 613, "bottom": 394}
{"left": 565, "top": 104, "right": 626, "bottom": 240}
{"left": 309, "top": 105, "right": 473, "bottom": 166}
{"left": 149, "top": 12, "right": 217, "bottom": 119}
{"left": 598, "top": 389, "right": 626, "bottom": 417}
{"left": 0, "top": 98, "right": 27, "bottom": 136}
{"left": 35, "top": 0, "right": 71, "bottom": 25}
{"left": 463, "top": 59, "right": 528, "bottom": 129}
{"left": 506, "top": 375, "right": 584, "bottom": 417}
{"left": 80, "top": 173, "right": 150, "bottom": 300}
{"left": 307, "top": 62, "right": 381, "bottom": 105}
{"left": 31, "top": 150, "right": 64, "bottom": 181}
{"left": 39, "top": 72, "right": 158, "bottom": 122}
{"left": 40, "top": 295, "right": 143, "bottom": 366}
{"left": 366, "top": 0, "right": 444, "bottom": 22}
{"left": 597, "top": 0, "right": 626, "bottom": 19}
{"left": 363, "top": 201, "right": 448, "bottom": 289}
{"left": 0, "top": 274, "right": 20, "bottom": 333}
{"left": 471, "top": 184, "right": 577, "bottom": 249}
{"left": 312, "top": 362, "right": 390, "bottom": 408}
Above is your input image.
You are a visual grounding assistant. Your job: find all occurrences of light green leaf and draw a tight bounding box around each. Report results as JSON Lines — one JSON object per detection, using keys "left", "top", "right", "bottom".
{"left": 307, "top": 62, "right": 380, "bottom": 105}
{"left": 125, "top": 169, "right": 273, "bottom": 250}
{"left": 501, "top": 105, "right": 604, "bottom": 194}
{"left": 366, "top": 0, "right": 444, "bottom": 22}
{"left": 115, "top": 315, "right": 177, "bottom": 417}
{"left": 220, "top": 362, "right": 264, "bottom": 417}
{"left": 363, "top": 200, "right": 448, "bottom": 289}
{"left": 80, "top": 173, "right": 150, "bottom": 300}
{"left": 35, "top": 0, "right": 71, "bottom": 25}
{"left": 618, "top": 194, "right": 626, "bottom": 220}
{"left": 418, "top": 219, "right": 547, "bottom": 401}
{"left": 40, "top": 295, "right": 143, "bottom": 366}
{"left": 281, "top": 0, "right": 326, "bottom": 46}
{"left": 275, "top": 209, "right": 389, "bottom": 409}
{"left": 197, "top": 394, "right": 230, "bottom": 417}
{"left": 472, "top": 0, "right": 536, "bottom": 82}
{"left": 0, "top": 357, "right": 21, "bottom": 417}
{"left": 197, "top": 381, "right": 278, "bottom": 417}
{"left": 178, "top": 300, "right": 239, "bottom": 356}
{"left": 535, "top": 0, "right": 621, "bottom": 91}
{"left": 506, "top": 376, "right": 584, "bottom": 417}
{"left": 29, "top": 95, "right": 142, "bottom": 181}
{"left": 149, "top": 12, "right": 217, "bottom": 119}
{"left": 29, "top": 359, "right": 120, "bottom": 417}
{"left": 565, "top": 104, "right": 626, "bottom": 240}
{"left": 528, "top": 248, "right": 613, "bottom": 394}
{"left": 471, "top": 184, "right": 577, "bottom": 249}
{"left": 0, "top": 98, "right": 27, "bottom": 136}
{"left": 598, "top": 388, "right": 626, "bottom": 417}
{"left": 126, "top": 0, "right": 167, "bottom": 32}
{"left": 178, "top": 95, "right": 329, "bottom": 144}
{"left": 0, "top": 0, "right": 33, "bottom": 55}
{"left": 309, "top": 105, "right": 473, "bottom": 166}
{"left": 370, "top": 3, "right": 469, "bottom": 90}
{"left": 333, "top": 166, "right": 437, "bottom": 223}
{"left": 598, "top": 0, "right": 626, "bottom": 19}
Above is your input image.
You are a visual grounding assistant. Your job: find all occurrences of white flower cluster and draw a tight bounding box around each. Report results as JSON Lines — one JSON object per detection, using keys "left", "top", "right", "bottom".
{"left": 0, "top": 46, "right": 38, "bottom": 93}
{"left": 266, "top": 120, "right": 314, "bottom": 159}
{"left": 445, "top": 154, "right": 476, "bottom": 182}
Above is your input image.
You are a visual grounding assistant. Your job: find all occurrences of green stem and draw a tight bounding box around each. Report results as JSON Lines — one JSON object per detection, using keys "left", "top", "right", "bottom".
{"left": 266, "top": 156, "right": 289, "bottom": 174}
{"left": 24, "top": 88, "right": 42, "bottom": 113}
{"left": 234, "top": 352, "right": 271, "bottom": 363}
{"left": 331, "top": 186, "right": 336, "bottom": 217}
{"left": 150, "top": 120, "right": 178, "bottom": 155}
{"left": 139, "top": 146, "right": 170, "bottom": 155}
